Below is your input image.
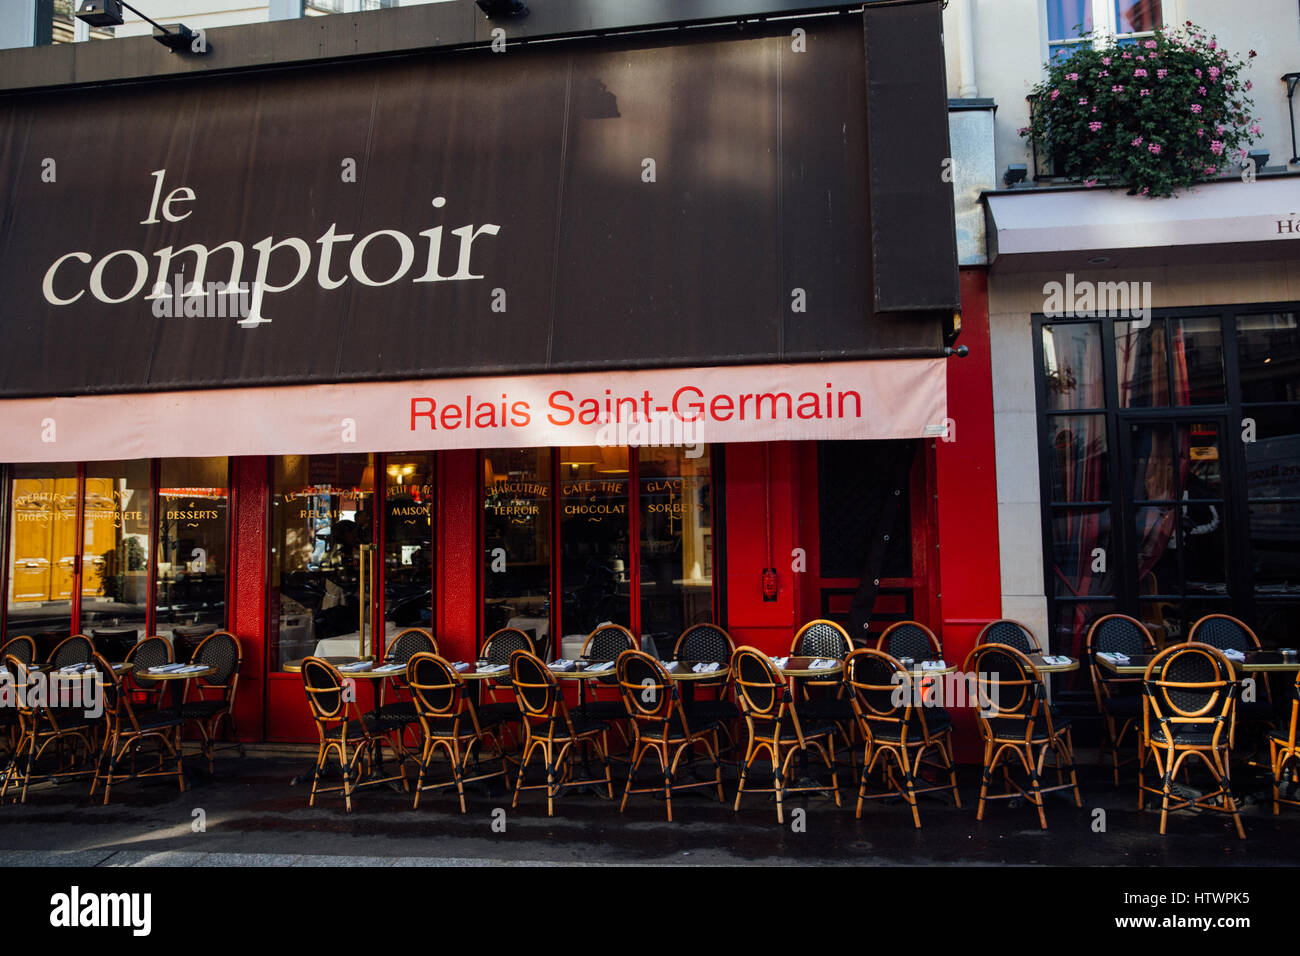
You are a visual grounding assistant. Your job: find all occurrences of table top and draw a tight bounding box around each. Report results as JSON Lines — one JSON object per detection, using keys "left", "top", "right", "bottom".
{"left": 776, "top": 656, "right": 845, "bottom": 677}
{"left": 22, "top": 661, "right": 131, "bottom": 676}
{"left": 1096, "top": 650, "right": 1300, "bottom": 676}
{"left": 1027, "top": 654, "right": 1080, "bottom": 674}
{"left": 281, "top": 656, "right": 374, "bottom": 674}
{"left": 663, "top": 661, "right": 729, "bottom": 681}
{"left": 136, "top": 664, "right": 216, "bottom": 681}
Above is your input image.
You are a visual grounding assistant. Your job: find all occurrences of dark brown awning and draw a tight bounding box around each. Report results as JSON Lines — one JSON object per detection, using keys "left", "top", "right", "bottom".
{"left": 0, "top": 9, "right": 958, "bottom": 400}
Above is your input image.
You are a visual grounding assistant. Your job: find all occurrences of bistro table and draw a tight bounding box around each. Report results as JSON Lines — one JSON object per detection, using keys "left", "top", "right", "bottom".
{"left": 1095, "top": 650, "right": 1300, "bottom": 677}
{"left": 1095, "top": 650, "right": 1300, "bottom": 805}
{"left": 1027, "top": 654, "right": 1080, "bottom": 675}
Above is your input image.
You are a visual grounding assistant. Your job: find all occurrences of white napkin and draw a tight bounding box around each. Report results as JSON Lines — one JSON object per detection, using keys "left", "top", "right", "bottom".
{"left": 1223, "top": 648, "right": 1246, "bottom": 662}
{"left": 148, "top": 663, "right": 186, "bottom": 674}
{"left": 58, "top": 663, "right": 90, "bottom": 674}
{"left": 1098, "top": 652, "right": 1129, "bottom": 663}
{"left": 769, "top": 656, "right": 790, "bottom": 668}
{"left": 663, "top": 661, "right": 680, "bottom": 673}
{"left": 373, "top": 663, "right": 405, "bottom": 674}
{"left": 921, "top": 659, "right": 948, "bottom": 671}
{"left": 549, "top": 659, "right": 575, "bottom": 672}
{"left": 586, "top": 661, "right": 614, "bottom": 672}
{"left": 451, "top": 661, "right": 471, "bottom": 671}
{"left": 809, "top": 658, "right": 838, "bottom": 670}
{"left": 1042, "top": 655, "right": 1072, "bottom": 666}
{"left": 478, "top": 663, "right": 509, "bottom": 674}
{"left": 691, "top": 662, "right": 720, "bottom": 673}
{"left": 338, "top": 661, "right": 373, "bottom": 673}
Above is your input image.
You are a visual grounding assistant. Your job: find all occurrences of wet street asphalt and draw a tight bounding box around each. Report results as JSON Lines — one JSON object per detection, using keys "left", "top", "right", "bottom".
{"left": 0, "top": 745, "right": 1294, "bottom": 866}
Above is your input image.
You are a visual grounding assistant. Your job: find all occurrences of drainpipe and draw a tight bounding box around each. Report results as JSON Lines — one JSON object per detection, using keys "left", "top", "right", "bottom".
{"left": 956, "top": 0, "right": 978, "bottom": 98}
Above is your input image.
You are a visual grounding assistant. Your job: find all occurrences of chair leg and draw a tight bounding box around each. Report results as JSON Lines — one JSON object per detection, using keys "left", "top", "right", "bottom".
{"left": 976, "top": 740, "right": 994, "bottom": 821}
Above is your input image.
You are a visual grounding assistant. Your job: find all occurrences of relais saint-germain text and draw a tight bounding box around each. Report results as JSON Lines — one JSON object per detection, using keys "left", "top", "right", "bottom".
{"left": 409, "top": 384, "right": 867, "bottom": 432}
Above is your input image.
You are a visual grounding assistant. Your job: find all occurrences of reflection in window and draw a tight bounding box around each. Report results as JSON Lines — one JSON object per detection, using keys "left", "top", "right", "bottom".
{"left": 1042, "top": 323, "right": 1104, "bottom": 410}
{"left": 5, "top": 464, "right": 76, "bottom": 647}
{"left": 1173, "top": 317, "right": 1225, "bottom": 405}
{"left": 383, "top": 453, "right": 433, "bottom": 636}
{"left": 1048, "top": 415, "right": 1110, "bottom": 502}
{"left": 1238, "top": 313, "right": 1300, "bottom": 404}
{"left": 638, "top": 447, "right": 713, "bottom": 645}
{"left": 155, "top": 458, "right": 229, "bottom": 641}
{"left": 559, "top": 447, "right": 630, "bottom": 641}
{"left": 1115, "top": 319, "right": 1169, "bottom": 407}
{"left": 483, "top": 449, "right": 552, "bottom": 654}
{"left": 80, "top": 460, "right": 152, "bottom": 636}
{"left": 270, "top": 454, "right": 375, "bottom": 669}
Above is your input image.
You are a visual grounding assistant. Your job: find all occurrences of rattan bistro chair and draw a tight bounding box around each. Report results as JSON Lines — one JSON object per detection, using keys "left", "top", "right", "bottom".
{"left": 301, "top": 656, "right": 408, "bottom": 812}
{"left": 1187, "top": 614, "right": 1275, "bottom": 725}
{"left": 90, "top": 652, "right": 187, "bottom": 804}
{"left": 673, "top": 624, "right": 740, "bottom": 745}
{"left": 844, "top": 648, "right": 959, "bottom": 828}
{"left": 616, "top": 649, "right": 724, "bottom": 820}
{"left": 789, "top": 619, "right": 855, "bottom": 731}
{"left": 1269, "top": 670, "right": 1300, "bottom": 815}
{"left": 179, "top": 631, "right": 244, "bottom": 772}
{"left": 965, "top": 643, "right": 1082, "bottom": 829}
{"left": 49, "top": 634, "right": 94, "bottom": 670}
{"left": 876, "top": 621, "right": 943, "bottom": 661}
{"left": 367, "top": 628, "right": 435, "bottom": 746}
{"left": 509, "top": 649, "right": 613, "bottom": 816}
{"left": 0, "top": 636, "right": 37, "bottom": 668}
{"left": 0, "top": 655, "right": 98, "bottom": 804}
{"left": 1139, "top": 643, "right": 1245, "bottom": 840}
{"left": 731, "top": 646, "right": 840, "bottom": 823}
{"left": 1087, "top": 614, "right": 1157, "bottom": 785}
{"left": 474, "top": 627, "right": 535, "bottom": 733}
{"left": 976, "top": 619, "right": 1043, "bottom": 654}
{"left": 576, "top": 624, "right": 639, "bottom": 722}
{"left": 407, "top": 652, "right": 508, "bottom": 813}
{"left": 124, "top": 636, "right": 174, "bottom": 712}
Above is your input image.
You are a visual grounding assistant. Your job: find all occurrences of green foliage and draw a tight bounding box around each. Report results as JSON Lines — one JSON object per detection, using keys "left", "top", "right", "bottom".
{"left": 1022, "top": 22, "right": 1260, "bottom": 197}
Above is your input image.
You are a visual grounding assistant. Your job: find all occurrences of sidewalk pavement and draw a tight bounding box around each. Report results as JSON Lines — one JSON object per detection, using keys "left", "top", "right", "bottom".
{"left": 0, "top": 747, "right": 1290, "bottom": 866}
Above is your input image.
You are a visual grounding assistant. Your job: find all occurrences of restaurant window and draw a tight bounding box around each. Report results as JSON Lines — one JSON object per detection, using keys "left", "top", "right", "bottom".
{"left": 483, "top": 449, "right": 552, "bottom": 654}
{"left": 639, "top": 447, "right": 713, "bottom": 645}
{"left": 155, "top": 458, "right": 230, "bottom": 640}
{"left": 559, "top": 446, "right": 631, "bottom": 644}
{"left": 269, "top": 454, "right": 375, "bottom": 670}
{"left": 382, "top": 453, "right": 434, "bottom": 637}
{"left": 1035, "top": 306, "right": 1300, "bottom": 677}
{"left": 1046, "top": 0, "right": 1162, "bottom": 61}
{"left": 5, "top": 463, "right": 77, "bottom": 647}
{"left": 79, "top": 460, "right": 153, "bottom": 635}
{"left": 481, "top": 446, "right": 718, "bottom": 660}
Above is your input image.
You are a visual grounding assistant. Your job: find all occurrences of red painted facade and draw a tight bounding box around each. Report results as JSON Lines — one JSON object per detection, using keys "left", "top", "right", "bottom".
{"left": 0, "top": 273, "right": 996, "bottom": 746}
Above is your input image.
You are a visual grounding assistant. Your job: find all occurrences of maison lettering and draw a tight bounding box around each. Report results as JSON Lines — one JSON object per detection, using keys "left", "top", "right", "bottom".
{"left": 41, "top": 169, "right": 501, "bottom": 325}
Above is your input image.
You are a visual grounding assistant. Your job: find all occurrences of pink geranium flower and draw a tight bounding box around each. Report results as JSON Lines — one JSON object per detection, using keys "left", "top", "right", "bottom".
{"left": 1190, "top": 103, "right": 1202, "bottom": 114}
{"left": 1210, "top": 140, "right": 1224, "bottom": 155}
{"left": 1131, "top": 135, "right": 1144, "bottom": 147}
{"left": 1148, "top": 142, "right": 1162, "bottom": 155}
{"left": 1089, "top": 121, "right": 1103, "bottom": 132}
{"left": 1134, "top": 68, "right": 1148, "bottom": 78}
{"left": 1139, "top": 89, "right": 1150, "bottom": 96}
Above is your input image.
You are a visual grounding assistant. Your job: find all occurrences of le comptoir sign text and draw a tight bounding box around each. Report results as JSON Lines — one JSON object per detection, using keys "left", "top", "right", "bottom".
{"left": 40, "top": 170, "right": 500, "bottom": 325}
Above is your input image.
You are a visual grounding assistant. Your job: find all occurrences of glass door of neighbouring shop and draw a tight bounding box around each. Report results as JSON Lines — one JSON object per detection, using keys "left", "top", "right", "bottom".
{"left": 1117, "top": 414, "right": 1241, "bottom": 644}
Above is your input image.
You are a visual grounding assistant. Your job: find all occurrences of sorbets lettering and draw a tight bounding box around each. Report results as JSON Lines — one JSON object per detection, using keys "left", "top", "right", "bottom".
{"left": 41, "top": 169, "right": 501, "bottom": 325}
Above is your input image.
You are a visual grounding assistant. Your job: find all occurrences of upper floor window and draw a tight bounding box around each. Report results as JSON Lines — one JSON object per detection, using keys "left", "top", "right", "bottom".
{"left": 1048, "top": 0, "right": 1163, "bottom": 61}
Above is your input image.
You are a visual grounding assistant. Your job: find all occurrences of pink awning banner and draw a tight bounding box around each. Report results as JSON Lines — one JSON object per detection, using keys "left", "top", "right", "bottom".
{"left": 0, "top": 359, "right": 947, "bottom": 463}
